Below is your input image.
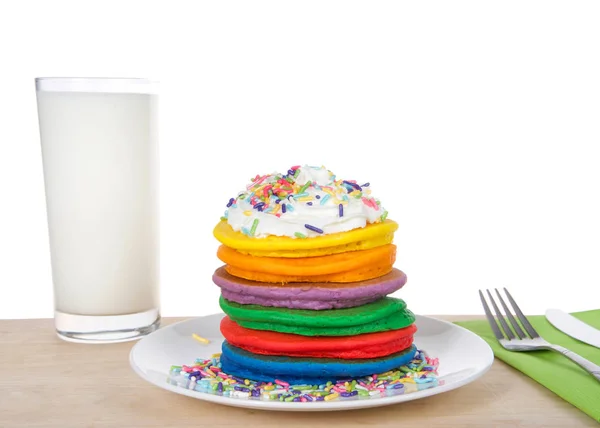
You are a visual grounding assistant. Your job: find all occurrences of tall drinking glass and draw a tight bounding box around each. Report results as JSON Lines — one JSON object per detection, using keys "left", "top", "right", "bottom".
{"left": 35, "top": 77, "right": 160, "bottom": 343}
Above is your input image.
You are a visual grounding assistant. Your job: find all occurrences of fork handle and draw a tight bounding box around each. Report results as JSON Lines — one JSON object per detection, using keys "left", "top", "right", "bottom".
{"left": 548, "top": 345, "right": 600, "bottom": 382}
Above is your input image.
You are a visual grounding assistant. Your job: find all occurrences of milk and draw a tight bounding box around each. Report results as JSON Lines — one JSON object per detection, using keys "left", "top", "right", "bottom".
{"left": 36, "top": 86, "right": 159, "bottom": 317}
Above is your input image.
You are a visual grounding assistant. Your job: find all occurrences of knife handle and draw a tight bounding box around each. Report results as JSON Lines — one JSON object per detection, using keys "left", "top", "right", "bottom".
{"left": 549, "top": 344, "right": 600, "bottom": 382}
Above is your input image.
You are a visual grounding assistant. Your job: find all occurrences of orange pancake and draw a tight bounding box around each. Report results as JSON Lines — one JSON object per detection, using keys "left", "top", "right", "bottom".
{"left": 217, "top": 244, "right": 396, "bottom": 276}
{"left": 220, "top": 244, "right": 396, "bottom": 283}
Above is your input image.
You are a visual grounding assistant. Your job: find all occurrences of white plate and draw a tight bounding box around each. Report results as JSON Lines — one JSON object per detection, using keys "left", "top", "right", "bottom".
{"left": 130, "top": 313, "right": 494, "bottom": 411}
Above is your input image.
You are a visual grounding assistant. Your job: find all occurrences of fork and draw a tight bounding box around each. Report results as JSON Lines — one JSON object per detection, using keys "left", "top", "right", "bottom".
{"left": 479, "top": 288, "right": 600, "bottom": 382}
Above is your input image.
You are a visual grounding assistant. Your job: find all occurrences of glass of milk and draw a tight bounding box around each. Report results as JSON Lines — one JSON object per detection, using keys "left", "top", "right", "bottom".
{"left": 35, "top": 77, "right": 160, "bottom": 343}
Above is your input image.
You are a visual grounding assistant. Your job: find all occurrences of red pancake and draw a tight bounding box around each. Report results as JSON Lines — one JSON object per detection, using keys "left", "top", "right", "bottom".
{"left": 220, "top": 316, "right": 417, "bottom": 359}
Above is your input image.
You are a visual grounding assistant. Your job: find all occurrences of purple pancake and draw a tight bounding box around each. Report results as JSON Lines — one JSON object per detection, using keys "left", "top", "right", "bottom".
{"left": 212, "top": 267, "right": 407, "bottom": 310}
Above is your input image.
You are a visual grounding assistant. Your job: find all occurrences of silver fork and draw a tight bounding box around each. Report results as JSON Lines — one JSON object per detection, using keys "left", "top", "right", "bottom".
{"left": 480, "top": 288, "right": 600, "bottom": 382}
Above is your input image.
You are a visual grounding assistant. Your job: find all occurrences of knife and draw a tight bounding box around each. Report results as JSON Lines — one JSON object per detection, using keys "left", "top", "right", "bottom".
{"left": 545, "top": 308, "right": 600, "bottom": 349}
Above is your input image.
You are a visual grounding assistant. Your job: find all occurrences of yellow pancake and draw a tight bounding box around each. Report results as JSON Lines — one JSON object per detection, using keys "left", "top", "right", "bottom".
{"left": 238, "top": 234, "right": 394, "bottom": 258}
{"left": 212, "top": 219, "right": 398, "bottom": 258}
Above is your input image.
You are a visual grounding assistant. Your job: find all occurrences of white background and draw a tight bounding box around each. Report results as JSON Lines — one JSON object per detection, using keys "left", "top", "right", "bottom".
{"left": 1, "top": 0, "right": 599, "bottom": 319}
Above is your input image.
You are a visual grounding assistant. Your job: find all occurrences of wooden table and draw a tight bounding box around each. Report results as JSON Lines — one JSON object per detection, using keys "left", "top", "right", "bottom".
{"left": 0, "top": 317, "right": 596, "bottom": 428}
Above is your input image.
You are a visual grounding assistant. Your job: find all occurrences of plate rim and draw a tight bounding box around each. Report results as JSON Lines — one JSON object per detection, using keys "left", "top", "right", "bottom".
{"left": 129, "top": 313, "right": 494, "bottom": 412}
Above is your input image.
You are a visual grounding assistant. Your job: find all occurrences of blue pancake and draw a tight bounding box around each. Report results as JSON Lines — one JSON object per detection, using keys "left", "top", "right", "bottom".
{"left": 220, "top": 341, "right": 418, "bottom": 384}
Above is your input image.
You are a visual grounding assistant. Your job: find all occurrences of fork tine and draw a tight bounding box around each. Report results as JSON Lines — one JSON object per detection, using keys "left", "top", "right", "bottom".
{"left": 486, "top": 290, "right": 515, "bottom": 340}
{"left": 495, "top": 288, "right": 526, "bottom": 339}
{"left": 503, "top": 288, "right": 540, "bottom": 338}
{"left": 479, "top": 290, "right": 506, "bottom": 341}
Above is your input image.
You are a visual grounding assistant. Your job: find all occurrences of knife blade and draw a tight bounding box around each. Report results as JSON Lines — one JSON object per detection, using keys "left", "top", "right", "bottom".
{"left": 545, "top": 308, "right": 600, "bottom": 349}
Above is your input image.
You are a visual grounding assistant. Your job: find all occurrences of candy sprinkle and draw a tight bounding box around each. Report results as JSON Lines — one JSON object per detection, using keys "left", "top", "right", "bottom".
{"left": 192, "top": 334, "right": 210, "bottom": 345}
{"left": 338, "top": 204, "right": 344, "bottom": 217}
{"left": 250, "top": 219, "right": 259, "bottom": 236}
{"left": 298, "top": 181, "right": 312, "bottom": 194}
{"left": 294, "top": 232, "right": 307, "bottom": 238}
{"left": 304, "top": 224, "right": 324, "bottom": 234}
{"left": 343, "top": 180, "right": 362, "bottom": 191}
{"left": 168, "top": 348, "right": 440, "bottom": 403}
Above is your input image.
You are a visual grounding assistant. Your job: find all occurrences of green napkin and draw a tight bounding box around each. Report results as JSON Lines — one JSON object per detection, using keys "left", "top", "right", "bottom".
{"left": 455, "top": 309, "right": 600, "bottom": 422}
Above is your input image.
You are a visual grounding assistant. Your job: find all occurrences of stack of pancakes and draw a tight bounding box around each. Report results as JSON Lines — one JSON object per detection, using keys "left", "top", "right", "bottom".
{"left": 213, "top": 199, "right": 418, "bottom": 385}
{"left": 213, "top": 167, "right": 416, "bottom": 385}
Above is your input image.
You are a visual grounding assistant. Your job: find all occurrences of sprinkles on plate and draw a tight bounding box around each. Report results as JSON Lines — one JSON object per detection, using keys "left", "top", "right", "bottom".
{"left": 168, "top": 349, "right": 441, "bottom": 402}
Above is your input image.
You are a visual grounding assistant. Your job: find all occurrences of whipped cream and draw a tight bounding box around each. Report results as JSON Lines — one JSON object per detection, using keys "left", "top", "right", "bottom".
{"left": 223, "top": 165, "right": 387, "bottom": 238}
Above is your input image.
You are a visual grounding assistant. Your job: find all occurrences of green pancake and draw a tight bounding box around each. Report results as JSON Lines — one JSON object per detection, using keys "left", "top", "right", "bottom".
{"left": 218, "top": 296, "right": 415, "bottom": 336}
